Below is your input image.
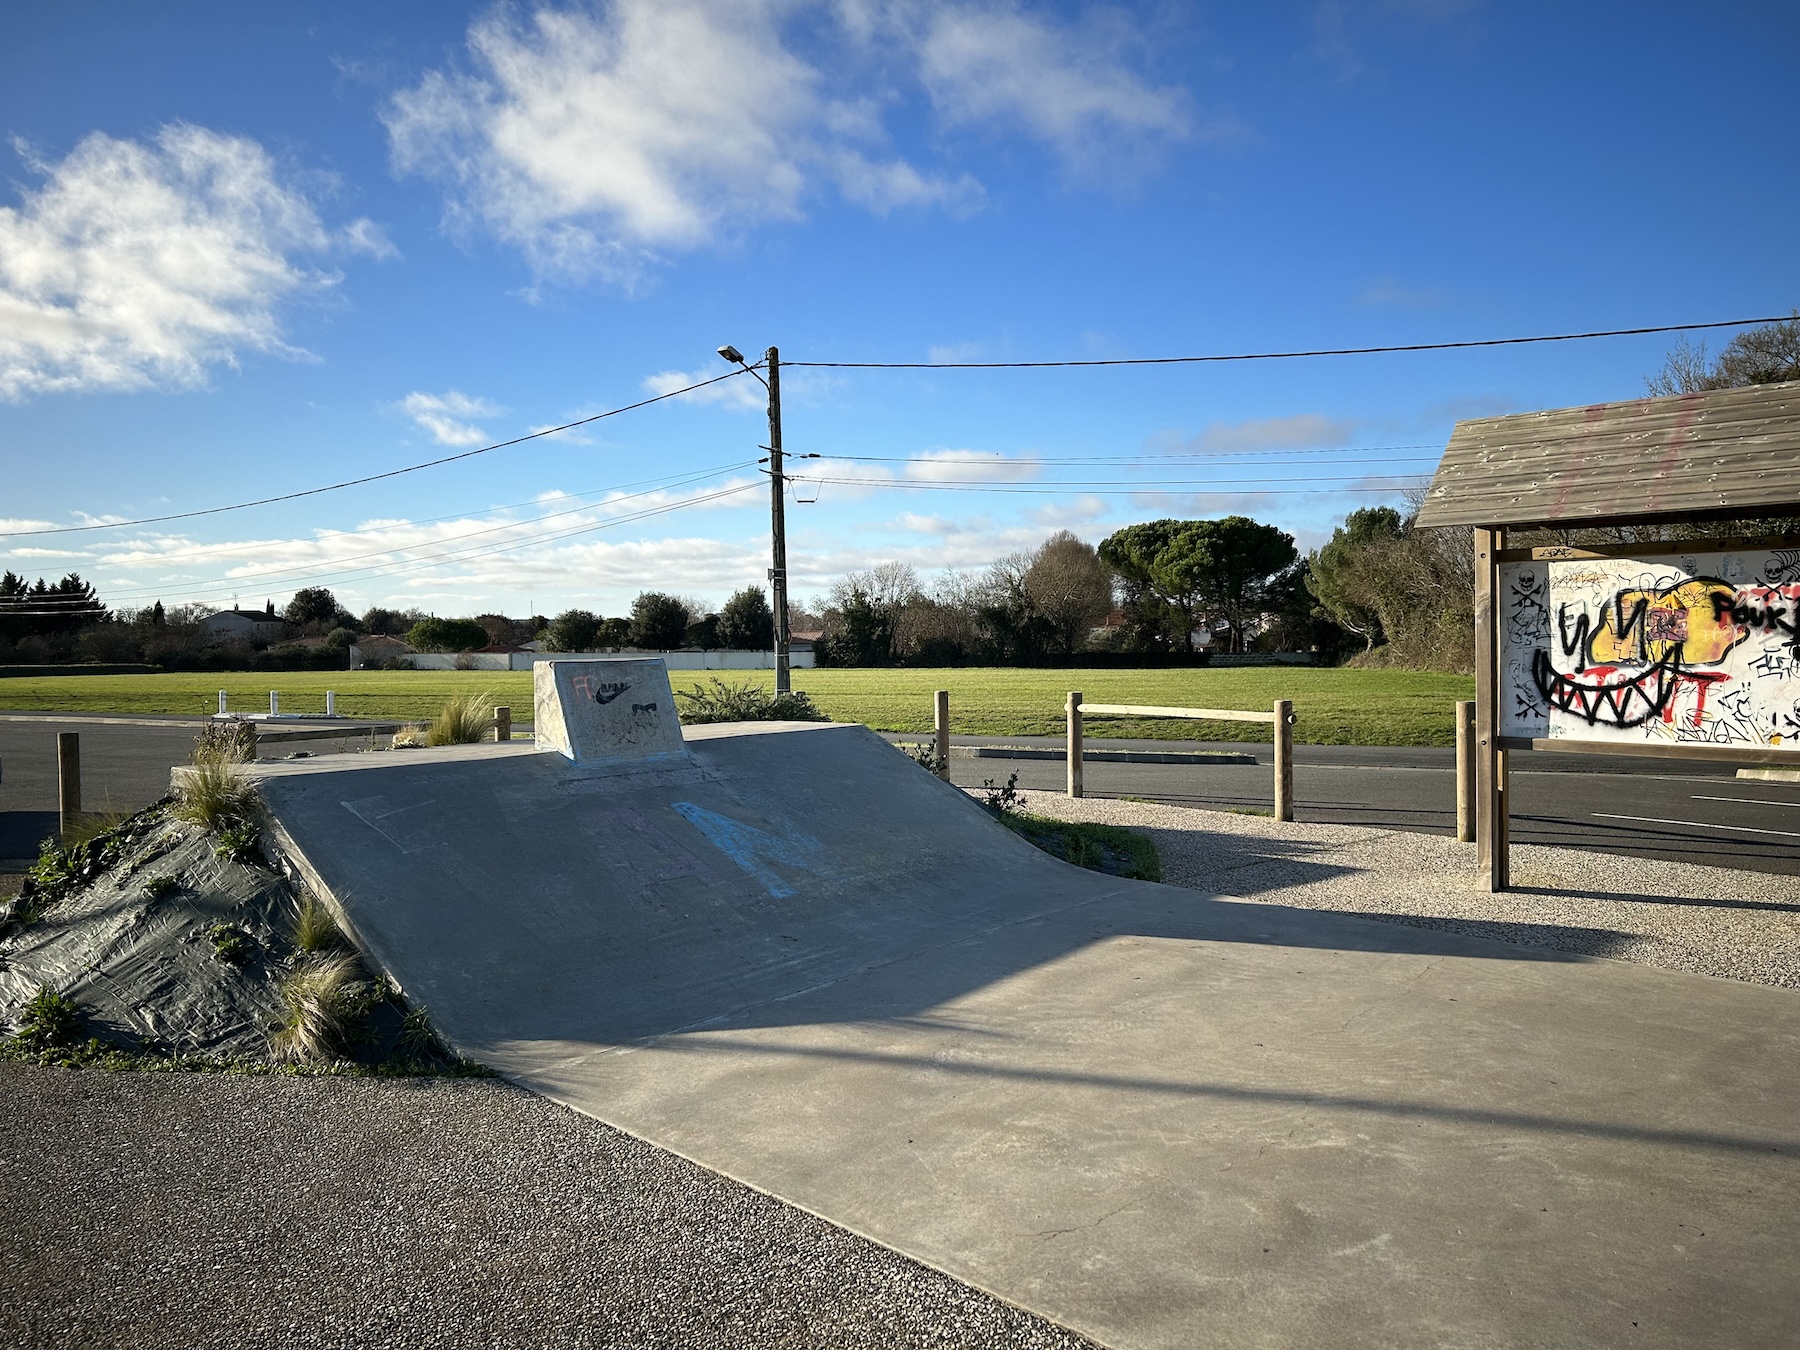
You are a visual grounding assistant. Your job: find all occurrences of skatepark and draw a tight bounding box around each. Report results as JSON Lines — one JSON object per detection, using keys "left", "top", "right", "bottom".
{"left": 179, "top": 657, "right": 1800, "bottom": 1349}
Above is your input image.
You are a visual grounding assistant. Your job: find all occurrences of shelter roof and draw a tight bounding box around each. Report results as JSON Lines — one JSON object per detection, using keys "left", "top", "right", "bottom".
{"left": 1414, "top": 380, "right": 1800, "bottom": 530}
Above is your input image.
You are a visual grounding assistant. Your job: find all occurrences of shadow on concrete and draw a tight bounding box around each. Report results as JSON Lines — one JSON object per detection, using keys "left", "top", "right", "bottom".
{"left": 644, "top": 1035, "right": 1799, "bottom": 1159}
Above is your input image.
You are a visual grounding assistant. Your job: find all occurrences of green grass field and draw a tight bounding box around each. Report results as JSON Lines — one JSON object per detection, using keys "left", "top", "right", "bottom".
{"left": 0, "top": 666, "right": 1474, "bottom": 746}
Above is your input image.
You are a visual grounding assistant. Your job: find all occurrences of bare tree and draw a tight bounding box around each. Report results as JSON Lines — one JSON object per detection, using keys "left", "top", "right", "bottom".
{"left": 1023, "top": 531, "right": 1112, "bottom": 655}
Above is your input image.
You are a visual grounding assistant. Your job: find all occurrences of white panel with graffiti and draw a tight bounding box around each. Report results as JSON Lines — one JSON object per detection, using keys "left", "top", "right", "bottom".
{"left": 1498, "top": 549, "right": 1800, "bottom": 749}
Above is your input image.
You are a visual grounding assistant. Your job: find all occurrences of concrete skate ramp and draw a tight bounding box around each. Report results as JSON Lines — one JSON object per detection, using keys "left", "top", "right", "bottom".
{"left": 248, "top": 723, "right": 1800, "bottom": 1350}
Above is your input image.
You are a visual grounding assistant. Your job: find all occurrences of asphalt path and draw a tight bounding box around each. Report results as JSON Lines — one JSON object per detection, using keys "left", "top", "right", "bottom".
{"left": 2, "top": 714, "right": 1796, "bottom": 877}
{"left": 912, "top": 733, "right": 1800, "bottom": 878}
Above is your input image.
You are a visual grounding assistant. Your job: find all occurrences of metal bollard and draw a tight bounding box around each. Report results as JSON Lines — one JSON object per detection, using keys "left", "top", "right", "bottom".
{"left": 933, "top": 690, "right": 950, "bottom": 780}
{"left": 269, "top": 690, "right": 279, "bottom": 715}
{"left": 58, "top": 732, "right": 81, "bottom": 838}
{"left": 218, "top": 689, "right": 228, "bottom": 715}
{"left": 1455, "top": 700, "right": 1476, "bottom": 843}
{"left": 1272, "top": 699, "right": 1294, "bottom": 822}
{"left": 326, "top": 690, "right": 336, "bottom": 717}
{"left": 493, "top": 705, "right": 512, "bottom": 744}
{"left": 1067, "top": 691, "right": 1084, "bottom": 798}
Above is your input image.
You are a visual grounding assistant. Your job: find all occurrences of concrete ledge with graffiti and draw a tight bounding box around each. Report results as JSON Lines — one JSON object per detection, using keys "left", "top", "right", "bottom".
{"left": 1501, "top": 549, "right": 1800, "bottom": 748}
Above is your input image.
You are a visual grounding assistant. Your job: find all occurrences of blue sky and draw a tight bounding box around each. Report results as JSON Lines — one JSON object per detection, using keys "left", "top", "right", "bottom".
{"left": 3, "top": 1, "right": 1796, "bottom": 620}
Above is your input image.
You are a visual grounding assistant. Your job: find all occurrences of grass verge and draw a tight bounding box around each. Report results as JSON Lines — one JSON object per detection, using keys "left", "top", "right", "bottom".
{"left": 0, "top": 667, "right": 1474, "bottom": 745}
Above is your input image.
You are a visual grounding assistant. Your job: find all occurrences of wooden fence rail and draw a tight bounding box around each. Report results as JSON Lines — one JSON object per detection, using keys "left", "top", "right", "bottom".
{"left": 1066, "top": 694, "right": 1297, "bottom": 821}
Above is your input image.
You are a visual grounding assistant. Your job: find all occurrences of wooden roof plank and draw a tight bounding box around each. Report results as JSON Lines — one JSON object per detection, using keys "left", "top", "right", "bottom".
{"left": 1413, "top": 380, "right": 1800, "bottom": 528}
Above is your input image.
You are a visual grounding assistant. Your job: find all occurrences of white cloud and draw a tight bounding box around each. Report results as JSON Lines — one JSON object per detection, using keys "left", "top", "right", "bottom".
{"left": 915, "top": 4, "right": 1195, "bottom": 174}
{"left": 1163, "top": 414, "right": 1359, "bottom": 455}
{"left": 398, "top": 390, "right": 503, "bottom": 446}
{"left": 386, "top": 1, "right": 974, "bottom": 284}
{"left": 387, "top": 1, "right": 1192, "bottom": 283}
{"left": 902, "top": 449, "right": 1040, "bottom": 482}
{"left": 642, "top": 366, "right": 768, "bottom": 412}
{"left": 0, "top": 123, "right": 385, "bottom": 400}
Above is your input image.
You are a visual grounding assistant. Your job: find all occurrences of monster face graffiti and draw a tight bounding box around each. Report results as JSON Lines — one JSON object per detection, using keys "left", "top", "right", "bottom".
{"left": 1532, "top": 578, "right": 1744, "bottom": 729}
{"left": 1498, "top": 550, "right": 1800, "bottom": 748}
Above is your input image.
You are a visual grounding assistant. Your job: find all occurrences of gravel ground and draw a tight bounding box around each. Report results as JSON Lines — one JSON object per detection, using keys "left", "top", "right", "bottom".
{"left": 0, "top": 1067, "right": 1095, "bottom": 1350}
{"left": 1011, "top": 791, "right": 1800, "bottom": 988}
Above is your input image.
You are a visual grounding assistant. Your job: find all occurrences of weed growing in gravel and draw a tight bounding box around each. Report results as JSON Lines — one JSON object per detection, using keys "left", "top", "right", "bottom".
{"left": 981, "top": 772, "right": 1025, "bottom": 816}
{"left": 675, "top": 678, "right": 828, "bottom": 725}
{"left": 425, "top": 692, "right": 495, "bottom": 746}
{"left": 292, "top": 893, "right": 344, "bottom": 953}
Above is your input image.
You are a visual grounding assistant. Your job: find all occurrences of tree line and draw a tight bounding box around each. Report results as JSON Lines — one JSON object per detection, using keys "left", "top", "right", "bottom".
{"left": 7, "top": 318, "right": 1792, "bottom": 675}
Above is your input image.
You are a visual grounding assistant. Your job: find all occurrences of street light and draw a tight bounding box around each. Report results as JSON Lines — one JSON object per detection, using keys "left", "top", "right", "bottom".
{"left": 719, "top": 343, "right": 790, "bottom": 694}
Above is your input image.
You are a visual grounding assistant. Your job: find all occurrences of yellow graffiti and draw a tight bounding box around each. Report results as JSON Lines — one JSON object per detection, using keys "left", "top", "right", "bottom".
{"left": 1586, "top": 579, "right": 1745, "bottom": 668}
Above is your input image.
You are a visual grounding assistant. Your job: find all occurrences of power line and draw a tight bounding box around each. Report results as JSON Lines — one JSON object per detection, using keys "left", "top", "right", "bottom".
{"left": 0, "top": 367, "right": 757, "bottom": 541}
{"left": 86, "top": 459, "right": 760, "bottom": 571}
{"left": 113, "top": 482, "right": 765, "bottom": 611}
{"left": 788, "top": 317, "right": 1787, "bottom": 369}
{"left": 799, "top": 476, "right": 1426, "bottom": 496}
{"left": 84, "top": 463, "right": 760, "bottom": 602}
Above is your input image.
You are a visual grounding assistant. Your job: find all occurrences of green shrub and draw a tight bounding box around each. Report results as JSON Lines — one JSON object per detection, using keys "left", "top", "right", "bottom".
{"left": 214, "top": 820, "right": 262, "bottom": 863}
{"left": 1002, "top": 812, "right": 1161, "bottom": 882}
{"left": 13, "top": 986, "right": 82, "bottom": 1052}
{"left": 424, "top": 692, "right": 495, "bottom": 746}
{"left": 208, "top": 924, "right": 251, "bottom": 964}
{"left": 144, "top": 875, "right": 179, "bottom": 900}
{"left": 674, "top": 678, "right": 828, "bottom": 725}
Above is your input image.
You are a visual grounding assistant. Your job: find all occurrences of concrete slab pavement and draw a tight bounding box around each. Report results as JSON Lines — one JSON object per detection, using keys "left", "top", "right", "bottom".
{"left": 242, "top": 702, "right": 1800, "bottom": 1349}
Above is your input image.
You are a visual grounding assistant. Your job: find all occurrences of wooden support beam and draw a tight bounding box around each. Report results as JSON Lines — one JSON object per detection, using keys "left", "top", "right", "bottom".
{"left": 1272, "top": 699, "right": 1293, "bottom": 822}
{"left": 1455, "top": 700, "right": 1476, "bottom": 843}
{"left": 1067, "top": 691, "right": 1083, "bottom": 799}
{"left": 934, "top": 690, "right": 951, "bottom": 780}
{"left": 1474, "top": 527, "right": 1508, "bottom": 891}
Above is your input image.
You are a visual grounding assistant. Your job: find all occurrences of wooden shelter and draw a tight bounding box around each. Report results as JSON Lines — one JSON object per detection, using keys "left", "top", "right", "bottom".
{"left": 1415, "top": 380, "right": 1800, "bottom": 890}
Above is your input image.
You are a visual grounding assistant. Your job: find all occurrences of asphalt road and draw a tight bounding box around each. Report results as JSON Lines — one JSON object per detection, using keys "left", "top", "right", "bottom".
{"left": 2, "top": 714, "right": 1796, "bottom": 877}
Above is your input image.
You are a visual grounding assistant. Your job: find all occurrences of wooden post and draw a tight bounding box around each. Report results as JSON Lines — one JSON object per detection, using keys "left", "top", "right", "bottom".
{"left": 1272, "top": 699, "right": 1294, "bottom": 821}
{"left": 1474, "top": 527, "right": 1509, "bottom": 890}
{"left": 493, "top": 705, "right": 512, "bottom": 744}
{"left": 933, "top": 690, "right": 951, "bottom": 780}
{"left": 1455, "top": 699, "right": 1476, "bottom": 842}
{"left": 57, "top": 732, "right": 81, "bottom": 838}
{"left": 1067, "top": 691, "right": 1083, "bottom": 798}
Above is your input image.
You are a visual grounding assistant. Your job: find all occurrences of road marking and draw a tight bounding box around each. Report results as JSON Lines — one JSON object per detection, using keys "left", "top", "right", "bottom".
{"left": 1692, "top": 795, "right": 1800, "bottom": 809}
{"left": 1593, "top": 812, "right": 1800, "bottom": 839}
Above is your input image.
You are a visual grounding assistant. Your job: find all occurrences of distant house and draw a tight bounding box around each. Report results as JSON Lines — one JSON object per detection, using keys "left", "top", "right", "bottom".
{"left": 348, "top": 634, "right": 415, "bottom": 669}
{"left": 199, "top": 609, "right": 287, "bottom": 646}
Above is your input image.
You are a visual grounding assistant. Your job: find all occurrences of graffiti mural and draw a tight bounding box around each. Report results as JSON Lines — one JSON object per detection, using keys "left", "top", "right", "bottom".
{"left": 1499, "top": 550, "right": 1800, "bottom": 749}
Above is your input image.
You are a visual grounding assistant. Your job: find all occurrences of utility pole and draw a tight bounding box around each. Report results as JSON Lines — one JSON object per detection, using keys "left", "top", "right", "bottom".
{"left": 765, "top": 346, "right": 791, "bottom": 694}
{"left": 718, "top": 342, "right": 792, "bottom": 694}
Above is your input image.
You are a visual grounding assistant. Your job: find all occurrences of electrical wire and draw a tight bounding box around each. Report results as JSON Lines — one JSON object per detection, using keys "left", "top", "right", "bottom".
{"left": 0, "top": 366, "right": 758, "bottom": 541}
{"left": 82, "top": 462, "right": 761, "bottom": 602}
{"left": 110, "top": 481, "right": 765, "bottom": 611}
{"left": 786, "top": 316, "right": 1789, "bottom": 369}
